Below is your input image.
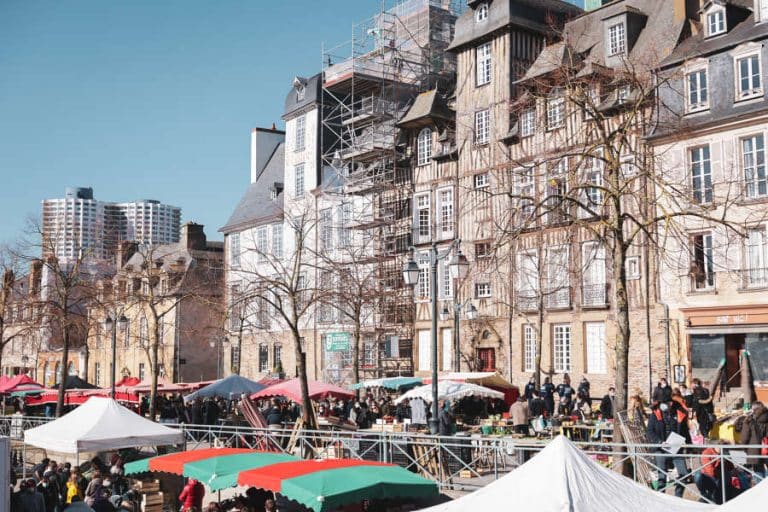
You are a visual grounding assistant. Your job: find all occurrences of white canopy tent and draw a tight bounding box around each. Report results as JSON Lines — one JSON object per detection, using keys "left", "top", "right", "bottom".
{"left": 394, "top": 380, "right": 504, "bottom": 404}
{"left": 717, "top": 477, "right": 768, "bottom": 510}
{"left": 24, "top": 397, "right": 183, "bottom": 454}
{"left": 417, "top": 436, "right": 711, "bottom": 512}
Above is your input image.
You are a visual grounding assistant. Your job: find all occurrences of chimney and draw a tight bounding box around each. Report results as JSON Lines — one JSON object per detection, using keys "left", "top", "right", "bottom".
{"left": 181, "top": 222, "right": 207, "bottom": 250}
{"left": 29, "top": 259, "right": 42, "bottom": 296}
{"left": 250, "top": 127, "right": 285, "bottom": 184}
{"left": 116, "top": 241, "right": 138, "bottom": 269}
{"left": 672, "top": 0, "right": 701, "bottom": 23}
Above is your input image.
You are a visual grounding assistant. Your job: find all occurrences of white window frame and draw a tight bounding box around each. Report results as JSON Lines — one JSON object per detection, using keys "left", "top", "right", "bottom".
{"left": 746, "top": 226, "right": 768, "bottom": 287}
{"left": 625, "top": 255, "right": 641, "bottom": 280}
{"left": 515, "top": 166, "right": 535, "bottom": 218}
{"left": 475, "top": 109, "right": 490, "bottom": 145}
{"left": 685, "top": 62, "right": 709, "bottom": 113}
{"left": 320, "top": 208, "right": 334, "bottom": 252}
{"left": 272, "top": 223, "right": 283, "bottom": 258}
{"left": 294, "top": 163, "right": 305, "bottom": 197}
{"left": 585, "top": 322, "right": 607, "bottom": 374}
{"left": 476, "top": 42, "right": 492, "bottom": 86}
{"left": 417, "top": 128, "right": 433, "bottom": 166}
{"left": 518, "top": 249, "right": 539, "bottom": 299}
{"left": 607, "top": 22, "right": 626, "bottom": 56}
{"left": 417, "top": 251, "right": 430, "bottom": 300}
{"left": 742, "top": 133, "right": 767, "bottom": 199}
{"left": 229, "top": 232, "right": 240, "bottom": 267}
{"left": 583, "top": 149, "right": 604, "bottom": 208}
{"left": 474, "top": 173, "right": 489, "bottom": 189}
{"left": 437, "top": 187, "right": 454, "bottom": 238}
{"left": 546, "top": 96, "right": 565, "bottom": 131}
{"left": 690, "top": 145, "right": 713, "bottom": 204}
{"left": 475, "top": 3, "right": 488, "bottom": 22}
{"left": 706, "top": 8, "right": 726, "bottom": 37}
{"left": 475, "top": 282, "right": 492, "bottom": 298}
{"left": 442, "top": 328, "right": 453, "bottom": 371}
{"left": 439, "top": 259, "right": 452, "bottom": 300}
{"left": 523, "top": 324, "right": 536, "bottom": 373}
{"left": 520, "top": 107, "right": 536, "bottom": 137}
{"left": 553, "top": 324, "right": 571, "bottom": 373}
{"left": 691, "top": 232, "right": 715, "bottom": 291}
{"left": 418, "top": 329, "right": 431, "bottom": 372}
{"left": 295, "top": 114, "right": 306, "bottom": 152}
{"left": 338, "top": 203, "right": 352, "bottom": 248}
{"left": 415, "top": 192, "right": 431, "bottom": 241}
{"left": 256, "top": 226, "right": 269, "bottom": 261}
{"left": 734, "top": 49, "right": 763, "bottom": 101}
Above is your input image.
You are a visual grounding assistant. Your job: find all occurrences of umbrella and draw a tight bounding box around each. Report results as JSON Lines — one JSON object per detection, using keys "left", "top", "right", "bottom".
{"left": 349, "top": 377, "right": 423, "bottom": 391}
{"left": 237, "top": 459, "right": 438, "bottom": 512}
{"left": 183, "top": 375, "right": 266, "bottom": 402}
{"left": 124, "top": 448, "right": 251, "bottom": 475}
{"left": 394, "top": 380, "right": 504, "bottom": 404}
{"left": 250, "top": 378, "right": 354, "bottom": 404}
{"left": 183, "top": 451, "right": 298, "bottom": 491}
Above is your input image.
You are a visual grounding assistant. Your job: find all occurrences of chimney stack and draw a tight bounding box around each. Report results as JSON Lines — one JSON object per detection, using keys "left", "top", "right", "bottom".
{"left": 181, "top": 222, "right": 207, "bottom": 250}
{"left": 250, "top": 127, "right": 285, "bottom": 184}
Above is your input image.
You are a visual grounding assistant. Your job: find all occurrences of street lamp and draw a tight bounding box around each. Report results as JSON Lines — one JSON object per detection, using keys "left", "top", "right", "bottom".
{"left": 402, "top": 239, "right": 468, "bottom": 434}
{"left": 105, "top": 314, "right": 128, "bottom": 398}
{"left": 209, "top": 338, "right": 227, "bottom": 380}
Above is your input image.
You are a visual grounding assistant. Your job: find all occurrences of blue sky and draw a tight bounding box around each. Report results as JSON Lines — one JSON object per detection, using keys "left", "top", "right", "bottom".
{"left": 0, "top": 0, "right": 581, "bottom": 246}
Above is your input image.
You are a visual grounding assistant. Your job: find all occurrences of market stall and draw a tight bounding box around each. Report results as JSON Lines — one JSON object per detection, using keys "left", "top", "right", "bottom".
{"left": 250, "top": 378, "right": 354, "bottom": 404}
{"left": 350, "top": 377, "right": 423, "bottom": 391}
{"left": 394, "top": 380, "right": 504, "bottom": 404}
{"left": 183, "top": 374, "right": 265, "bottom": 402}
{"left": 423, "top": 372, "right": 519, "bottom": 404}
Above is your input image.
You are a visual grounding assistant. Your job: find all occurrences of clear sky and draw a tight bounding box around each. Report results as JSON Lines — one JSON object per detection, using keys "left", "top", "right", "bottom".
{"left": 0, "top": 0, "right": 581, "bottom": 246}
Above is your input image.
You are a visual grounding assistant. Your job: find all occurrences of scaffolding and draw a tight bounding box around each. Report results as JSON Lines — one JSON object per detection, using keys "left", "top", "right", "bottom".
{"left": 321, "top": 0, "right": 462, "bottom": 379}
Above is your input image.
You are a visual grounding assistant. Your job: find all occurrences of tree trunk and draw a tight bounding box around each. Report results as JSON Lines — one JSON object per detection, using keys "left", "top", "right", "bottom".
{"left": 149, "top": 338, "right": 160, "bottom": 420}
{"left": 56, "top": 324, "right": 70, "bottom": 417}
{"left": 352, "top": 321, "right": 361, "bottom": 400}
{"left": 293, "top": 327, "right": 314, "bottom": 428}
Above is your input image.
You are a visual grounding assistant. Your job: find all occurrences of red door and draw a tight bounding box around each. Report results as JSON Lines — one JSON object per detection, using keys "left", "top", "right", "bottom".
{"left": 477, "top": 348, "right": 496, "bottom": 371}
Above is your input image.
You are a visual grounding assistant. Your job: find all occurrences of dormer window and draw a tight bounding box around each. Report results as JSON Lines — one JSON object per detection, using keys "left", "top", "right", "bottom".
{"left": 760, "top": 0, "right": 768, "bottom": 23}
{"left": 686, "top": 65, "right": 709, "bottom": 113}
{"left": 475, "top": 3, "right": 488, "bottom": 22}
{"left": 707, "top": 9, "right": 726, "bottom": 37}
{"left": 734, "top": 46, "right": 763, "bottom": 101}
{"left": 607, "top": 23, "right": 626, "bottom": 56}
{"left": 297, "top": 86, "right": 305, "bottom": 101}
{"left": 270, "top": 188, "right": 278, "bottom": 200}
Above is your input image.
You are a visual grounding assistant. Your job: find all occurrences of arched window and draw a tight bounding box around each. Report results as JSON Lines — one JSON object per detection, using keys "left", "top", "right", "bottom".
{"left": 417, "top": 128, "right": 433, "bottom": 166}
{"left": 475, "top": 3, "right": 488, "bottom": 22}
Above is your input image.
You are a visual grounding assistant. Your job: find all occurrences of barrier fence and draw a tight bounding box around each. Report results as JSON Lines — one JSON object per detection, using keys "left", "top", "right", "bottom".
{"left": 2, "top": 415, "right": 766, "bottom": 504}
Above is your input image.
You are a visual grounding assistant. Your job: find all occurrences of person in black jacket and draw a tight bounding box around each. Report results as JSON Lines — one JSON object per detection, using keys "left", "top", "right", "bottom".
{"left": 524, "top": 376, "right": 537, "bottom": 409}
{"left": 540, "top": 377, "right": 556, "bottom": 417}
{"left": 652, "top": 378, "right": 672, "bottom": 404}
{"left": 577, "top": 377, "right": 591, "bottom": 407}
{"left": 692, "top": 378, "right": 715, "bottom": 439}
{"left": 599, "top": 387, "right": 615, "bottom": 420}
{"left": 437, "top": 400, "right": 454, "bottom": 436}
{"left": 647, "top": 399, "right": 690, "bottom": 497}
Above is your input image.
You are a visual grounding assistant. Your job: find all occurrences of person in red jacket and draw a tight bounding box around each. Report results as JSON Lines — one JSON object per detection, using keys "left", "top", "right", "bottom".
{"left": 179, "top": 478, "right": 205, "bottom": 511}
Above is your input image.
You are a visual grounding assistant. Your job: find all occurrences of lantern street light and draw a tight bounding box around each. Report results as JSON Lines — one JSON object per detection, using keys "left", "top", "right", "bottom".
{"left": 105, "top": 313, "right": 128, "bottom": 398}
{"left": 402, "top": 239, "right": 469, "bottom": 434}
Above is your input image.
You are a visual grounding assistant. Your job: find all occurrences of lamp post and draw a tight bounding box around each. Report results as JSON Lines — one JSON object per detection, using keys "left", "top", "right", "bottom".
{"left": 105, "top": 314, "right": 128, "bottom": 398}
{"left": 209, "top": 337, "right": 226, "bottom": 380}
{"left": 403, "top": 240, "right": 469, "bottom": 434}
{"left": 440, "top": 300, "right": 478, "bottom": 372}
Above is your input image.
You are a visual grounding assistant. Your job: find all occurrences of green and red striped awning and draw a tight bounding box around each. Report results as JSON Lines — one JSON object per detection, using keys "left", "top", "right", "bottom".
{"left": 125, "top": 449, "right": 437, "bottom": 512}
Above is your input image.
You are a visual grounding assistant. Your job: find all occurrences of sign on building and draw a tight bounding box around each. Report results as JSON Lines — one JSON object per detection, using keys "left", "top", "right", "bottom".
{"left": 324, "top": 332, "right": 351, "bottom": 352}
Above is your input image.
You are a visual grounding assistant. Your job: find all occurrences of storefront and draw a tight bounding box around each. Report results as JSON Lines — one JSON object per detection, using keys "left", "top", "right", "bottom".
{"left": 683, "top": 305, "right": 768, "bottom": 401}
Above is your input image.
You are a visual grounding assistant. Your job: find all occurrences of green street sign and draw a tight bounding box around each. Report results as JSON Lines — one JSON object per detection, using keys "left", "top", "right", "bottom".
{"left": 325, "top": 332, "right": 350, "bottom": 352}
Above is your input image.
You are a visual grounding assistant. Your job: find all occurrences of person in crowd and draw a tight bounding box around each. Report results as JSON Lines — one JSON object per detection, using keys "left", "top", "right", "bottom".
{"left": 694, "top": 441, "right": 730, "bottom": 504}
{"left": 577, "top": 377, "right": 591, "bottom": 407}
{"left": 529, "top": 390, "right": 545, "bottom": 418}
{"left": 179, "top": 478, "right": 205, "bottom": 512}
{"left": 556, "top": 375, "right": 575, "bottom": 415}
{"left": 264, "top": 499, "right": 276, "bottom": 512}
{"left": 264, "top": 399, "right": 283, "bottom": 428}
{"left": 84, "top": 472, "right": 104, "bottom": 506}
{"left": 205, "top": 503, "right": 223, "bottom": 512}
{"left": 680, "top": 383, "right": 694, "bottom": 409}
{"left": 652, "top": 378, "right": 672, "bottom": 405}
{"left": 19, "top": 478, "right": 47, "bottom": 512}
{"left": 575, "top": 392, "right": 592, "bottom": 421}
{"left": 33, "top": 458, "right": 50, "bottom": 480}
{"left": 190, "top": 398, "right": 203, "bottom": 425}
{"left": 600, "top": 386, "right": 616, "bottom": 420}
{"left": 394, "top": 398, "right": 410, "bottom": 423}
{"left": 692, "top": 378, "right": 715, "bottom": 439}
{"left": 437, "top": 399, "right": 454, "bottom": 436}
{"left": 203, "top": 398, "right": 221, "bottom": 426}
{"left": 647, "top": 398, "right": 689, "bottom": 497}
{"left": 66, "top": 473, "right": 82, "bottom": 504}
{"left": 38, "top": 473, "right": 61, "bottom": 512}
{"left": 628, "top": 390, "right": 647, "bottom": 424}
{"left": 540, "top": 377, "right": 555, "bottom": 417}
{"left": 524, "top": 375, "right": 536, "bottom": 409}
{"left": 738, "top": 401, "right": 768, "bottom": 480}
{"left": 509, "top": 395, "right": 529, "bottom": 435}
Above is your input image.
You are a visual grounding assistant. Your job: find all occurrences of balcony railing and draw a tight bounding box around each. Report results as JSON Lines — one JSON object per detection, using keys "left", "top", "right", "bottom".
{"left": 582, "top": 283, "right": 608, "bottom": 308}
{"left": 742, "top": 267, "right": 768, "bottom": 289}
{"left": 516, "top": 293, "right": 539, "bottom": 312}
{"left": 544, "top": 286, "right": 571, "bottom": 309}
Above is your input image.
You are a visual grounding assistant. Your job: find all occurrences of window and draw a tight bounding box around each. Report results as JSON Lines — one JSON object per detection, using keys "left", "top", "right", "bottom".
{"left": 516, "top": 167, "right": 535, "bottom": 218}
{"left": 476, "top": 42, "right": 492, "bottom": 86}
{"left": 320, "top": 208, "right": 334, "bottom": 251}
{"left": 690, "top": 146, "right": 713, "bottom": 204}
{"left": 477, "top": 348, "right": 496, "bottom": 371}
{"left": 442, "top": 328, "right": 452, "bottom": 371}
{"left": 259, "top": 344, "right": 269, "bottom": 373}
{"left": 553, "top": 324, "right": 571, "bottom": 373}
{"left": 584, "top": 151, "right": 604, "bottom": 207}
{"left": 231, "top": 345, "right": 241, "bottom": 373}
{"left": 417, "top": 128, "right": 433, "bottom": 165}
{"left": 418, "top": 329, "right": 430, "bottom": 371}
{"left": 124, "top": 322, "right": 130, "bottom": 347}
{"left": 256, "top": 226, "right": 269, "bottom": 261}
{"left": 296, "top": 273, "right": 307, "bottom": 311}
{"left": 296, "top": 86, "right": 305, "bottom": 101}
{"left": 743, "top": 134, "right": 767, "bottom": 198}
{"left": 295, "top": 115, "right": 306, "bottom": 152}
{"left": 272, "top": 224, "right": 283, "bottom": 258}
{"left": 616, "top": 85, "right": 631, "bottom": 104}
{"left": 607, "top": 23, "right": 626, "bottom": 56}
{"left": 474, "top": 173, "right": 489, "bottom": 189}
{"left": 273, "top": 344, "right": 282, "bottom": 369}
{"left": 139, "top": 316, "right": 148, "bottom": 347}
{"left": 585, "top": 322, "right": 607, "bottom": 374}
{"left": 523, "top": 325, "right": 536, "bottom": 373}
{"left": 687, "top": 69, "right": 709, "bottom": 112}
{"left": 440, "top": 259, "right": 452, "bottom": 299}
{"left": 747, "top": 227, "right": 768, "bottom": 287}
{"left": 475, "top": 109, "right": 490, "bottom": 145}
{"left": 94, "top": 362, "right": 101, "bottom": 387}
{"left": 475, "top": 3, "right": 488, "bottom": 22}
{"left": 547, "top": 159, "right": 569, "bottom": 223}
{"left": 520, "top": 107, "right": 536, "bottom": 137}
{"left": 475, "top": 242, "right": 492, "bottom": 259}
{"left": 294, "top": 164, "right": 305, "bottom": 197}
{"left": 582, "top": 242, "right": 606, "bottom": 307}
{"left": 417, "top": 252, "right": 430, "bottom": 299}
{"left": 518, "top": 250, "right": 539, "bottom": 308}
{"left": 737, "top": 54, "right": 762, "bottom": 99}
{"left": 761, "top": 0, "right": 768, "bottom": 23}
{"left": 363, "top": 340, "right": 376, "bottom": 368}
{"left": 546, "top": 96, "right": 565, "bottom": 130}
{"left": 415, "top": 193, "right": 430, "bottom": 241}
{"left": 229, "top": 284, "right": 242, "bottom": 330}
{"left": 691, "top": 232, "right": 715, "bottom": 290}
{"left": 438, "top": 188, "right": 454, "bottom": 236}
{"left": 625, "top": 255, "right": 641, "bottom": 280}
{"left": 338, "top": 203, "right": 352, "bottom": 248}
{"left": 707, "top": 9, "right": 726, "bottom": 37}
{"left": 138, "top": 363, "right": 145, "bottom": 381}
{"left": 229, "top": 232, "right": 240, "bottom": 267}
{"left": 475, "top": 282, "right": 491, "bottom": 298}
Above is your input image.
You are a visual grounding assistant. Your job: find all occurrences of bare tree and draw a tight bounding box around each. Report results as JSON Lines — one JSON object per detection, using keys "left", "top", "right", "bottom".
{"left": 0, "top": 247, "right": 40, "bottom": 374}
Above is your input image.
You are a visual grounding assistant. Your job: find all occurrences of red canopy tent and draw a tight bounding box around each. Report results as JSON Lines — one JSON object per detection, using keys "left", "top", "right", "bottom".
{"left": 250, "top": 378, "right": 354, "bottom": 404}
{"left": 116, "top": 376, "right": 188, "bottom": 394}
{"left": 0, "top": 374, "right": 44, "bottom": 394}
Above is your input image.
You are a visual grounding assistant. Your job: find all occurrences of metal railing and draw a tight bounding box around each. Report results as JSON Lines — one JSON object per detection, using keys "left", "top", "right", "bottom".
{"left": 582, "top": 283, "right": 608, "bottom": 307}
{"left": 3, "top": 415, "right": 766, "bottom": 504}
{"left": 544, "top": 286, "right": 571, "bottom": 309}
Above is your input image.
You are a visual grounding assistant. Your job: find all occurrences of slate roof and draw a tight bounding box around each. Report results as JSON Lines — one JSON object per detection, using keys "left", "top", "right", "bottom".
{"left": 398, "top": 90, "right": 454, "bottom": 128}
{"left": 219, "top": 142, "right": 285, "bottom": 234}
{"left": 283, "top": 73, "right": 323, "bottom": 120}
{"left": 447, "top": 0, "right": 582, "bottom": 52}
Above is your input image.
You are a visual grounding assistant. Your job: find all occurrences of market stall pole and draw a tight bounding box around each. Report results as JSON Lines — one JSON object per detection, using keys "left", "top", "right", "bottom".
{"left": 403, "top": 240, "right": 468, "bottom": 434}
{"left": 104, "top": 313, "right": 127, "bottom": 398}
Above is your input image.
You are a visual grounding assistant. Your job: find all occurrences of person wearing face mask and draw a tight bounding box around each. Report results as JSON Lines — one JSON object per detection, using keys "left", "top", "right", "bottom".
{"left": 600, "top": 386, "right": 616, "bottom": 420}
{"left": 652, "top": 378, "right": 672, "bottom": 405}
{"left": 38, "top": 474, "right": 61, "bottom": 512}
